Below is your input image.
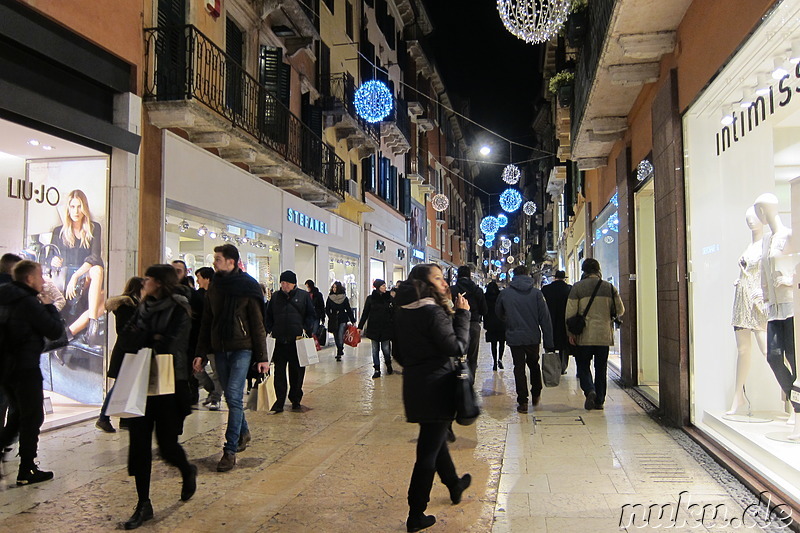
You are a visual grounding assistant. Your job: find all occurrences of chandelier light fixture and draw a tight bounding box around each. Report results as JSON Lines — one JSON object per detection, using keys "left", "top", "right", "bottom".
{"left": 431, "top": 193, "right": 449, "bottom": 212}
{"left": 500, "top": 188, "right": 523, "bottom": 212}
{"left": 480, "top": 216, "right": 500, "bottom": 235}
{"left": 523, "top": 201, "right": 537, "bottom": 216}
{"left": 502, "top": 164, "right": 521, "bottom": 184}
{"left": 496, "top": 0, "right": 572, "bottom": 44}
{"left": 353, "top": 80, "right": 394, "bottom": 123}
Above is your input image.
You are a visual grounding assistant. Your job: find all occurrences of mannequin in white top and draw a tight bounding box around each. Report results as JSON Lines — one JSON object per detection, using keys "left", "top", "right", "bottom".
{"left": 727, "top": 207, "right": 768, "bottom": 415}
{"left": 754, "top": 193, "right": 800, "bottom": 437}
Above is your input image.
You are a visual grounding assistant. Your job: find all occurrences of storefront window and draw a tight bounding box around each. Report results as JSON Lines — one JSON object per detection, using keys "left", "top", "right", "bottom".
{"left": 683, "top": 0, "right": 800, "bottom": 502}
{"left": 634, "top": 180, "right": 659, "bottom": 404}
{"left": 165, "top": 205, "right": 280, "bottom": 296}
{"left": 330, "top": 250, "right": 360, "bottom": 315}
{"left": 592, "top": 198, "right": 621, "bottom": 369}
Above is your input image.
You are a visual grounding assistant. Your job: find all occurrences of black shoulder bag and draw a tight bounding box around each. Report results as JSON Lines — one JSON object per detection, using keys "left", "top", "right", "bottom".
{"left": 566, "top": 280, "right": 603, "bottom": 336}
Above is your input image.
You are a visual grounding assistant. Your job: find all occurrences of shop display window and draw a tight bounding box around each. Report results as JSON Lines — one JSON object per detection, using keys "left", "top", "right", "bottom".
{"left": 330, "top": 251, "right": 360, "bottom": 315}
{"left": 592, "top": 197, "right": 622, "bottom": 368}
{"left": 165, "top": 205, "right": 280, "bottom": 297}
{"left": 683, "top": 0, "right": 800, "bottom": 502}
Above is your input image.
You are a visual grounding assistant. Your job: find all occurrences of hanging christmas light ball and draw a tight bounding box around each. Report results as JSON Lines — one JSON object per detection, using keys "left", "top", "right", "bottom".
{"left": 480, "top": 216, "right": 500, "bottom": 235}
{"left": 496, "top": 0, "right": 571, "bottom": 44}
{"left": 507, "top": 256, "right": 515, "bottom": 263}
{"left": 500, "top": 188, "right": 523, "bottom": 212}
{"left": 502, "top": 164, "right": 521, "bottom": 184}
{"left": 477, "top": 238, "right": 485, "bottom": 246}
{"left": 513, "top": 236, "right": 520, "bottom": 244}
{"left": 501, "top": 237, "right": 512, "bottom": 248}
{"left": 494, "top": 260, "right": 503, "bottom": 267}
{"left": 483, "top": 259, "right": 489, "bottom": 266}
{"left": 500, "top": 247, "right": 510, "bottom": 255}
{"left": 353, "top": 80, "right": 394, "bottom": 123}
{"left": 523, "top": 201, "right": 537, "bottom": 215}
{"left": 431, "top": 193, "right": 449, "bottom": 212}
{"left": 499, "top": 272, "right": 507, "bottom": 281}
{"left": 497, "top": 214, "right": 509, "bottom": 228}
{"left": 485, "top": 241, "right": 493, "bottom": 249}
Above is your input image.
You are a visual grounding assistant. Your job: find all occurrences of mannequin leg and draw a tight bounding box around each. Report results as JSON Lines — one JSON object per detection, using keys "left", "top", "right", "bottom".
{"left": 727, "top": 329, "right": 753, "bottom": 415}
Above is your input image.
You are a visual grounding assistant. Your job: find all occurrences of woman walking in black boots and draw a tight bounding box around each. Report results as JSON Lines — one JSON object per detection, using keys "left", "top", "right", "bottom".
{"left": 484, "top": 281, "right": 506, "bottom": 371}
{"left": 393, "top": 264, "right": 472, "bottom": 532}
{"left": 325, "top": 281, "right": 355, "bottom": 361}
{"left": 110, "top": 265, "right": 197, "bottom": 529}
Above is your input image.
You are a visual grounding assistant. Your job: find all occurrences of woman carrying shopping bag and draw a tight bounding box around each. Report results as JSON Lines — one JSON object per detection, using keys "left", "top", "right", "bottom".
{"left": 109, "top": 264, "right": 197, "bottom": 529}
{"left": 325, "top": 281, "right": 355, "bottom": 361}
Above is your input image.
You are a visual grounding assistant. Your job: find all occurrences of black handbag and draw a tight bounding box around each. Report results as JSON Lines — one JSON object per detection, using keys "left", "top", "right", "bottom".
{"left": 454, "top": 357, "right": 479, "bottom": 426}
{"left": 566, "top": 280, "right": 603, "bottom": 336}
{"left": 611, "top": 288, "right": 623, "bottom": 329}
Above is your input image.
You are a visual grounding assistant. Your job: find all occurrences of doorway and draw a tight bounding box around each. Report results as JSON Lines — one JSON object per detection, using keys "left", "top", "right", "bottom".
{"left": 295, "top": 241, "right": 317, "bottom": 288}
{"left": 635, "top": 181, "right": 659, "bottom": 404}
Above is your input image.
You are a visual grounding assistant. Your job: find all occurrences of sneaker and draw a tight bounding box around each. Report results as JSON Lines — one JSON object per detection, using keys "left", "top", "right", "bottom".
{"left": 237, "top": 430, "right": 251, "bottom": 453}
{"left": 448, "top": 473, "right": 472, "bottom": 504}
{"left": 17, "top": 464, "right": 54, "bottom": 485}
{"left": 95, "top": 417, "right": 116, "bottom": 433}
{"left": 517, "top": 403, "right": 528, "bottom": 413}
{"left": 372, "top": 370, "right": 381, "bottom": 378}
{"left": 584, "top": 390, "right": 597, "bottom": 411}
{"left": 208, "top": 400, "right": 220, "bottom": 411}
{"left": 202, "top": 397, "right": 213, "bottom": 406}
{"left": 216, "top": 451, "right": 236, "bottom": 472}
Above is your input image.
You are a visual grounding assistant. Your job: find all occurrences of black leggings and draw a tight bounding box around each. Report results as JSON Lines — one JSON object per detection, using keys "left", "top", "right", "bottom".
{"left": 407, "top": 421, "right": 459, "bottom": 514}
{"left": 490, "top": 341, "right": 505, "bottom": 361}
{"left": 127, "top": 394, "right": 192, "bottom": 502}
{"left": 767, "top": 317, "right": 799, "bottom": 412}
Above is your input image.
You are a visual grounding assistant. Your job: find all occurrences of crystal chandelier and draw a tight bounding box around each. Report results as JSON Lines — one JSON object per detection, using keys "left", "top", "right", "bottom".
{"left": 496, "top": 0, "right": 572, "bottom": 44}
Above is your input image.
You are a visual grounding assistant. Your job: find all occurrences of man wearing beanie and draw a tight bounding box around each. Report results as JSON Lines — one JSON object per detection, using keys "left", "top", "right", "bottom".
{"left": 265, "top": 270, "right": 317, "bottom": 413}
{"left": 194, "top": 244, "right": 268, "bottom": 472}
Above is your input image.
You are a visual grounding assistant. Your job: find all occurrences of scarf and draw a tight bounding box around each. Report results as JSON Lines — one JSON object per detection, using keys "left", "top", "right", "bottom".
{"left": 328, "top": 293, "right": 346, "bottom": 305}
{"left": 213, "top": 269, "right": 264, "bottom": 340}
{"left": 134, "top": 294, "right": 187, "bottom": 338}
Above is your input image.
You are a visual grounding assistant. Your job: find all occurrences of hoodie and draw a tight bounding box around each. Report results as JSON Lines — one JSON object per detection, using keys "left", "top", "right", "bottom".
{"left": 495, "top": 275, "right": 554, "bottom": 349}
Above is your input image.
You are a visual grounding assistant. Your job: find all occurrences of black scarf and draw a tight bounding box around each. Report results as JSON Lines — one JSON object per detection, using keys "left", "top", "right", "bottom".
{"left": 212, "top": 268, "right": 264, "bottom": 340}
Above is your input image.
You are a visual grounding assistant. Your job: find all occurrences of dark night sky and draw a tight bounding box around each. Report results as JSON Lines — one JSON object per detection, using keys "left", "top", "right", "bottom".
{"left": 423, "top": 0, "right": 544, "bottom": 197}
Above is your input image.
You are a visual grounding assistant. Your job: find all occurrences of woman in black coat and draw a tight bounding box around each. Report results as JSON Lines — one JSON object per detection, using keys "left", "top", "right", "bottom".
{"left": 111, "top": 265, "right": 197, "bottom": 529}
{"left": 305, "top": 279, "right": 325, "bottom": 332}
{"left": 483, "top": 281, "right": 506, "bottom": 371}
{"left": 96, "top": 276, "right": 144, "bottom": 433}
{"left": 358, "top": 278, "right": 394, "bottom": 378}
{"left": 325, "top": 281, "right": 356, "bottom": 360}
{"left": 393, "top": 264, "right": 472, "bottom": 532}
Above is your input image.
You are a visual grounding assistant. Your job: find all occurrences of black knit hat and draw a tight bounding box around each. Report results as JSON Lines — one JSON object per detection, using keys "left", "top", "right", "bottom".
{"left": 280, "top": 270, "right": 297, "bottom": 284}
{"left": 373, "top": 278, "right": 386, "bottom": 289}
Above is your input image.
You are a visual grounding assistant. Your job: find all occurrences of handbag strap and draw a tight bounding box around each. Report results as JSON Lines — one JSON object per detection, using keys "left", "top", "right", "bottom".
{"left": 581, "top": 280, "right": 604, "bottom": 319}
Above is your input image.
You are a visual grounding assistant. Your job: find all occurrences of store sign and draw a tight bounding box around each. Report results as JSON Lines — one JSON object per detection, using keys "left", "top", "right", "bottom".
{"left": 287, "top": 208, "right": 329, "bottom": 234}
{"left": 412, "top": 249, "right": 425, "bottom": 260}
{"left": 716, "top": 65, "right": 800, "bottom": 156}
{"left": 7, "top": 178, "right": 60, "bottom": 205}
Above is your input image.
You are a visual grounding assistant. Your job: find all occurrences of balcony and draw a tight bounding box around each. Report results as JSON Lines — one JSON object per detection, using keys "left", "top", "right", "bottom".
{"left": 262, "top": 0, "right": 320, "bottom": 52}
{"left": 381, "top": 98, "right": 411, "bottom": 155}
{"left": 405, "top": 150, "right": 425, "bottom": 184}
{"left": 143, "top": 25, "right": 344, "bottom": 208}
{"left": 320, "top": 73, "right": 380, "bottom": 158}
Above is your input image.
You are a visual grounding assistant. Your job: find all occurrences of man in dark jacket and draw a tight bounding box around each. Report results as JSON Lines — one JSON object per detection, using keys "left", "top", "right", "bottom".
{"left": 193, "top": 244, "right": 268, "bottom": 472}
{"left": 173, "top": 260, "right": 205, "bottom": 406}
{"left": 0, "top": 253, "right": 21, "bottom": 448}
{"left": 265, "top": 270, "right": 316, "bottom": 413}
{"left": 193, "top": 267, "right": 221, "bottom": 409}
{"left": 496, "top": 265, "right": 555, "bottom": 413}
{"left": 0, "top": 260, "right": 65, "bottom": 485}
{"left": 541, "top": 270, "right": 572, "bottom": 375}
{"left": 305, "top": 279, "right": 325, "bottom": 334}
{"left": 450, "top": 266, "right": 488, "bottom": 380}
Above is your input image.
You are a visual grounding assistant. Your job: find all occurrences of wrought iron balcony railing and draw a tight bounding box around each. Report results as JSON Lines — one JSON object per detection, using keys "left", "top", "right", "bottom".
{"left": 144, "top": 25, "right": 344, "bottom": 198}
{"left": 383, "top": 97, "right": 411, "bottom": 144}
{"left": 320, "top": 73, "right": 380, "bottom": 144}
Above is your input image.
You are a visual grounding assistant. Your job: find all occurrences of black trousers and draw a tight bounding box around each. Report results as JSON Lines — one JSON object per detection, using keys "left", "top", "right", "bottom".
{"left": 0, "top": 367, "right": 44, "bottom": 464}
{"left": 272, "top": 341, "right": 306, "bottom": 407}
{"left": 490, "top": 341, "right": 505, "bottom": 362}
{"left": 127, "top": 394, "right": 191, "bottom": 502}
{"left": 407, "top": 421, "right": 459, "bottom": 514}
{"left": 575, "top": 345, "right": 610, "bottom": 405}
{"left": 466, "top": 322, "right": 482, "bottom": 382}
{"left": 510, "top": 345, "right": 542, "bottom": 405}
{"left": 767, "top": 317, "right": 798, "bottom": 411}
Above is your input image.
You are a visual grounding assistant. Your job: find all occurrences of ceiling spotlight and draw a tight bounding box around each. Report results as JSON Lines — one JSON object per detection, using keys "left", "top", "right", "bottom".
{"left": 755, "top": 72, "right": 771, "bottom": 96}
{"left": 772, "top": 56, "right": 789, "bottom": 80}
{"left": 27, "top": 139, "right": 39, "bottom": 146}
{"left": 739, "top": 88, "right": 754, "bottom": 108}
{"left": 720, "top": 109, "right": 734, "bottom": 126}
{"left": 479, "top": 146, "right": 491, "bottom": 156}
{"left": 179, "top": 219, "right": 189, "bottom": 232}
{"left": 208, "top": 230, "right": 217, "bottom": 239}
{"left": 197, "top": 225, "right": 208, "bottom": 237}
{"left": 41, "top": 145, "right": 54, "bottom": 151}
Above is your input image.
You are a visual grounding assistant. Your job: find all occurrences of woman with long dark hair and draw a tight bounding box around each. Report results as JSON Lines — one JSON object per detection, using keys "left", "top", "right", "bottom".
{"left": 325, "top": 281, "right": 355, "bottom": 360}
{"left": 483, "top": 281, "right": 506, "bottom": 371}
{"left": 393, "top": 264, "right": 472, "bottom": 532}
{"left": 110, "top": 264, "right": 197, "bottom": 529}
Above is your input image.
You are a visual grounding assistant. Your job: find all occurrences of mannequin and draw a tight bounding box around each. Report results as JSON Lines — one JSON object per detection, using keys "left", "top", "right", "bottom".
{"left": 754, "top": 193, "right": 800, "bottom": 438}
{"left": 727, "top": 207, "right": 768, "bottom": 415}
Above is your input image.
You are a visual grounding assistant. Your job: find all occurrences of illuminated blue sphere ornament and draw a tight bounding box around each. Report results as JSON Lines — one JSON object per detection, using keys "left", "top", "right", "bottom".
{"left": 500, "top": 188, "right": 523, "bottom": 212}
{"left": 494, "top": 260, "right": 503, "bottom": 267}
{"left": 483, "top": 259, "right": 489, "bottom": 266}
{"left": 480, "top": 216, "right": 500, "bottom": 235}
{"left": 513, "top": 236, "right": 520, "bottom": 244}
{"left": 499, "top": 273, "right": 507, "bottom": 281}
{"left": 497, "top": 214, "right": 508, "bottom": 228}
{"left": 353, "top": 80, "right": 393, "bottom": 123}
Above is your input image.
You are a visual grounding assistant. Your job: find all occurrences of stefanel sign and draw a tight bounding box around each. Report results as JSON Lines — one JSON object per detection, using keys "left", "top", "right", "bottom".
{"left": 287, "top": 208, "right": 329, "bottom": 234}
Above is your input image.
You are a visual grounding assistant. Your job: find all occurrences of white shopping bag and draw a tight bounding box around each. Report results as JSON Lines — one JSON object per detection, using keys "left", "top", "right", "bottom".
{"left": 267, "top": 336, "right": 276, "bottom": 363}
{"left": 148, "top": 353, "right": 175, "bottom": 396}
{"left": 106, "top": 348, "right": 152, "bottom": 418}
{"left": 296, "top": 336, "right": 319, "bottom": 367}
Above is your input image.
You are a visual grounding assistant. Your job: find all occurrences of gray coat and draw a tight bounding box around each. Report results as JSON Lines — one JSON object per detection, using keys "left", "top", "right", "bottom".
{"left": 496, "top": 275, "right": 554, "bottom": 349}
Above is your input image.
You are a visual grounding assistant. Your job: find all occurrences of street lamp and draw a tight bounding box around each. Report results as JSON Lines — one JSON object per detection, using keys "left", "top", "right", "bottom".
{"left": 479, "top": 146, "right": 491, "bottom": 156}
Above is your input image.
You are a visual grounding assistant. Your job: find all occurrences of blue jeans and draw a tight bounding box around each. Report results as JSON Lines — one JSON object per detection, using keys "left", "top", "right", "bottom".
{"left": 371, "top": 340, "right": 391, "bottom": 370}
{"left": 575, "top": 345, "right": 609, "bottom": 405}
{"left": 214, "top": 349, "right": 251, "bottom": 454}
{"left": 333, "top": 322, "right": 348, "bottom": 355}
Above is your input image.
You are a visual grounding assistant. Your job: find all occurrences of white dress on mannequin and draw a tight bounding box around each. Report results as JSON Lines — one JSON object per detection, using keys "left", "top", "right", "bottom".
{"left": 732, "top": 241, "right": 767, "bottom": 331}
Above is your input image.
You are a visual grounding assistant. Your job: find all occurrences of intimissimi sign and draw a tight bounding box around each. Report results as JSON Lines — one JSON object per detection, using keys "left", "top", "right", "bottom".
{"left": 716, "top": 64, "right": 800, "bottom": 156}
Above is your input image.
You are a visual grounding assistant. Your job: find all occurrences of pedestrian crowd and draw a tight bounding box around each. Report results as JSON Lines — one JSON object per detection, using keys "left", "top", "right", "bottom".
{"left": 0, "top": 245, "right": 622, "bottom": 532}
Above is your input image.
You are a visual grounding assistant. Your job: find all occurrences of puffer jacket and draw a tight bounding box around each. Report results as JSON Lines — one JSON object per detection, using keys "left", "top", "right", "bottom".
{"left": 265, "top": 288, "right": 317, "bottom": 344}
{"left": 106, "top": 294, "right": 139, "bottom": 334}
{"left": 565, "top": 273, "right": 624, "bottom": 346}
{"left": 393, "top": 282, "right": 470, "bottom": 423}
{"left": 495, "top": 275, "right": 554, "bottom": 349}
{"left": 0, "top": 281, "right": 64, "bottom": 373}
{"left": 357, "top": 289, "right": 393, "bottom": 341}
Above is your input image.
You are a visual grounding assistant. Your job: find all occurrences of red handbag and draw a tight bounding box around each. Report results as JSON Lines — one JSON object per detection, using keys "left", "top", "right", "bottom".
{"left": 343, "top": 324, "right": 361, "bottom": 347}
{"left": 312, "top": 334, "right": 322, "bottom": 352}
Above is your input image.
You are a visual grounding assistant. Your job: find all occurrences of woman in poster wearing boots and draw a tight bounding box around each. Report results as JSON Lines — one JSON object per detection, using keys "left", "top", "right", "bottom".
{"left": 49, "top": 189, "right": 105, "bottom": 342}
{"left": 110, "top": 265, "right": 197, "bottom": 529}
{"left": 326, "top": 281, "right": 355, "bottom": 361}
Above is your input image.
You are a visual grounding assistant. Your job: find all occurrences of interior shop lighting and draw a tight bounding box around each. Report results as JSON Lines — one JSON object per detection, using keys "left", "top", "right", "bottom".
{"left": 179, "top": 220, "right": 189, "bottom": 233}
{"left": 208, "top": 230, "right": 217, "bottom": 239}
{"left": 772, "top": 56, "right": 790, "bottom": 79}
{"left": 720, "top": 109, "right": 734, "bottom": 126}
{"left": 756, "top": 72, "right": 771, "bottom": 95}
{"left": 27, "top": 139, "right": 39, "bottom": 146}
{"left": 791, "top": 41, "right": 800, "bottom": 64}
{"left": 197, "top": 225, "right": 208, "bottom": 237}
{"left": 41, "top": 145, "right": 54, "bottom": 150}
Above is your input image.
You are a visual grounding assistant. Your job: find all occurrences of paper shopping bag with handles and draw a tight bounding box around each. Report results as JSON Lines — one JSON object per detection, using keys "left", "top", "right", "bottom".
{"left": 106, "top": 348, "right": 151, "bottom": 418}
{"left": 148, "top": 353, "right": 175, "bottom": 396}
{"left": 541, "top": 352, "right": 561, "bottom": 388}
{"left": 296, "top": 336, "right": 319, "bottom": 367}
{"left": 246, "top": 370, "right": 277, "bottom": 411}
{"left": 266, "top": 336, "right": 276, "bottom": 363}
